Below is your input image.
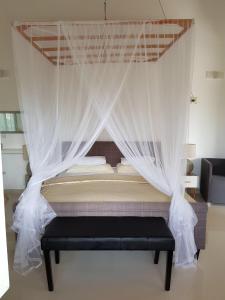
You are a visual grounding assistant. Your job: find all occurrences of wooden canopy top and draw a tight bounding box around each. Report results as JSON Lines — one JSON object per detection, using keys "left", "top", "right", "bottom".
{"left": 16, "top": 19, "right": 193, "bottom": 65}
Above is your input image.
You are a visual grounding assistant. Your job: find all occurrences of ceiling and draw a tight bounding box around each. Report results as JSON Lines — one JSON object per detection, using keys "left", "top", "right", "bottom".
{"left": 2, "top": 0, "right": 193, "bottom": 21}
{"left": 1, "top": 0, "right": 225, "bottom": 38}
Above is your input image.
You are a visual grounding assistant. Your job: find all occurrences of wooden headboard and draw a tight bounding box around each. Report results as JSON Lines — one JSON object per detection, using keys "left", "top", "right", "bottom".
{"left": 87, "top": 142, "right": 123, "bottom": 167}
{"left": 62, "top": 141, "right": 123, "bottom": 167}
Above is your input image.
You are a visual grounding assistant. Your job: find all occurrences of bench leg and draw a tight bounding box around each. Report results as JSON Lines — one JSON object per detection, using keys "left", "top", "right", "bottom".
{"left": 55, "top": 250, "right": 60, "bottom": 264}
{"left": 165, "top": 250, "right": 173, "bottom": 291}
{"left": 44, "top": 250, "right": 54, "bottom": 291}
{"left": 154, "top": 250, "right": 160, "bottom": 264}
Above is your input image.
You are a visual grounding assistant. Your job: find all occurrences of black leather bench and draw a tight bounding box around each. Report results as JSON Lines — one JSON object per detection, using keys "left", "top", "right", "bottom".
{"left": 41, "top": 216, "right": 175, "bottom": 291}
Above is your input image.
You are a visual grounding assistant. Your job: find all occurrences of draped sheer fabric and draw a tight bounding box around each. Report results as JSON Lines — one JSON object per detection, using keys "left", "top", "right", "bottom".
{"left": 104, "top": 25, "right": 198, "bottom": 264}
{"left": 12, "top": 20, "right": 196, "bottom": 274}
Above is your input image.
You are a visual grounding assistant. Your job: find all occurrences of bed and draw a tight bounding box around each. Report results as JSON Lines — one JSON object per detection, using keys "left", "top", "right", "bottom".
{"left": 41, "top": 141, "right": 208, "bottom": 251}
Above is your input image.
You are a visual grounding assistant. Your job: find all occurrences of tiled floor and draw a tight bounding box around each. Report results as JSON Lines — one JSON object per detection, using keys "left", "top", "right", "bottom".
{"left": 2, "top": 191, "right": 225, "bottom": 300}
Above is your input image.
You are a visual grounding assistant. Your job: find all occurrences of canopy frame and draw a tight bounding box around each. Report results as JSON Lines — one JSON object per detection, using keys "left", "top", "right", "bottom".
{"left": 15, "top": 19, "right": 193, "bottom": 65}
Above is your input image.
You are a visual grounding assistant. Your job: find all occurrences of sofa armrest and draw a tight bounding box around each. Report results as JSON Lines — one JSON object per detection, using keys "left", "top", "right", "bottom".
{"left": 207, "top": 158, "right": 225, "bottom": 176}
{"left": 200, "top": 159, "right": 213, "bottom": 201}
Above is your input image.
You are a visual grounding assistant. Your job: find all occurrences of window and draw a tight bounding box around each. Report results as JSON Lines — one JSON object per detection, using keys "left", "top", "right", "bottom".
{"left": 0, "top": 112, "right": 23, "bottom": 133}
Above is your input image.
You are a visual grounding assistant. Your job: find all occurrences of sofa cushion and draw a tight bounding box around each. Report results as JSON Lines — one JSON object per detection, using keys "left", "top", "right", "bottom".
{"left": 209, "top": 175, "right": 225, "bottom": 204}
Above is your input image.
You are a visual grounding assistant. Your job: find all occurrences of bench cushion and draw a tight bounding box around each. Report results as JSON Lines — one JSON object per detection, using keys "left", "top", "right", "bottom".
{"left": 41, "top": 216, "right": 175, "bottom": 251}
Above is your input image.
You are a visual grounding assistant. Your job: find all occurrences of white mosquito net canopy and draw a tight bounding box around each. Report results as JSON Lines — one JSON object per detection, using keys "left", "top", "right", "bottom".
{"left": 12, "top": 19, "right": 197, "bottom": 274}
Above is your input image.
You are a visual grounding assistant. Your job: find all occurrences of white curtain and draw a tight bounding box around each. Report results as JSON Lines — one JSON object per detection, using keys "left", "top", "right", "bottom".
{"left": 12, "top": 20, "right": 196, "bottom": 274}
{"left": 104, "top": 25, "right": 197, "bottom": 265}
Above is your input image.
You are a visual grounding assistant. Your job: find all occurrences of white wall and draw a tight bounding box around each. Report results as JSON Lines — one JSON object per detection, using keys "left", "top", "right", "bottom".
{"left": 0, "top": 0, "right": 225, "bottom": 185}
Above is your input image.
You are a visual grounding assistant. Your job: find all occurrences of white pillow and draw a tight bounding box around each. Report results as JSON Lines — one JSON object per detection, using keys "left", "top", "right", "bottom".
{"left": 116, "top": 163, "right": 139, "bottom": 175}
{"left": 121, "top": 158, "right": 130, "bottom": 165}
{"left": 65, "top": 163, "right": 114, "bottom": 175}
{"left": 75, "top": 156, "right": 106, "bottom": 166}
{"left": 121, "top": 156, "right": 155, "bottom": 165}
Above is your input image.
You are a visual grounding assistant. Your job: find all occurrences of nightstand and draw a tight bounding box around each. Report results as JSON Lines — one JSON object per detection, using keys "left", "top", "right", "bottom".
{"left": 184, "top": 175, "right": 199, "bottom": 199}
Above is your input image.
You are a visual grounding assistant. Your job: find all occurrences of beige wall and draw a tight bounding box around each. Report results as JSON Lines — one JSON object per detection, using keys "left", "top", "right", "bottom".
{"left": 0, "top": 0, "right": 225, "bottom": 168}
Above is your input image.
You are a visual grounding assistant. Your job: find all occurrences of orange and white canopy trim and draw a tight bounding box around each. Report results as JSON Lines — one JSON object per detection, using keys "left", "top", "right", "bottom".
{"left": 15, "top": 19, "right": 193, "bottom": 65}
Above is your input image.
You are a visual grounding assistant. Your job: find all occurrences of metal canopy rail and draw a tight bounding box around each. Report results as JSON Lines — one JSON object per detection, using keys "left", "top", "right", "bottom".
{"left": 15, "top": 19, "right": 193, "bottom": 65}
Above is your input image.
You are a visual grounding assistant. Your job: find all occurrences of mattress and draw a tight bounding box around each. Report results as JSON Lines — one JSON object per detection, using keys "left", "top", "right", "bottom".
{"left": 42, "top": 174, "right": 168, "bottom": 203}
{"left": 42, "top": 173, "right": 194, "bottom": 203}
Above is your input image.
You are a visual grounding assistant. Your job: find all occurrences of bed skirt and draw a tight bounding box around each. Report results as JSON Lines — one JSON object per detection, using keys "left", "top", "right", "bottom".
{"left": 49, "top": 200, "right": 208, "bottom": 250}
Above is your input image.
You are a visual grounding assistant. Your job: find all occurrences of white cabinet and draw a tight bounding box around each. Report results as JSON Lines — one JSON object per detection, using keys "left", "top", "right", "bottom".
{"left": 2, "top": 148, "right": 26, "bottom": 189}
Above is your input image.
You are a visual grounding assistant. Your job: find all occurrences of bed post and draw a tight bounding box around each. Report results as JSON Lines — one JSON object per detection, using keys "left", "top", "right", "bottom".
{"left": 196, "top": 249, "right": 200, "bottom": 260}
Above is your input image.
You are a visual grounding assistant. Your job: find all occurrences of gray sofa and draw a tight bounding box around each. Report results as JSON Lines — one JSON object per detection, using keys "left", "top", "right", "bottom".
{"left": 201, "top": 158, "right": 225, "bottom": 204}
